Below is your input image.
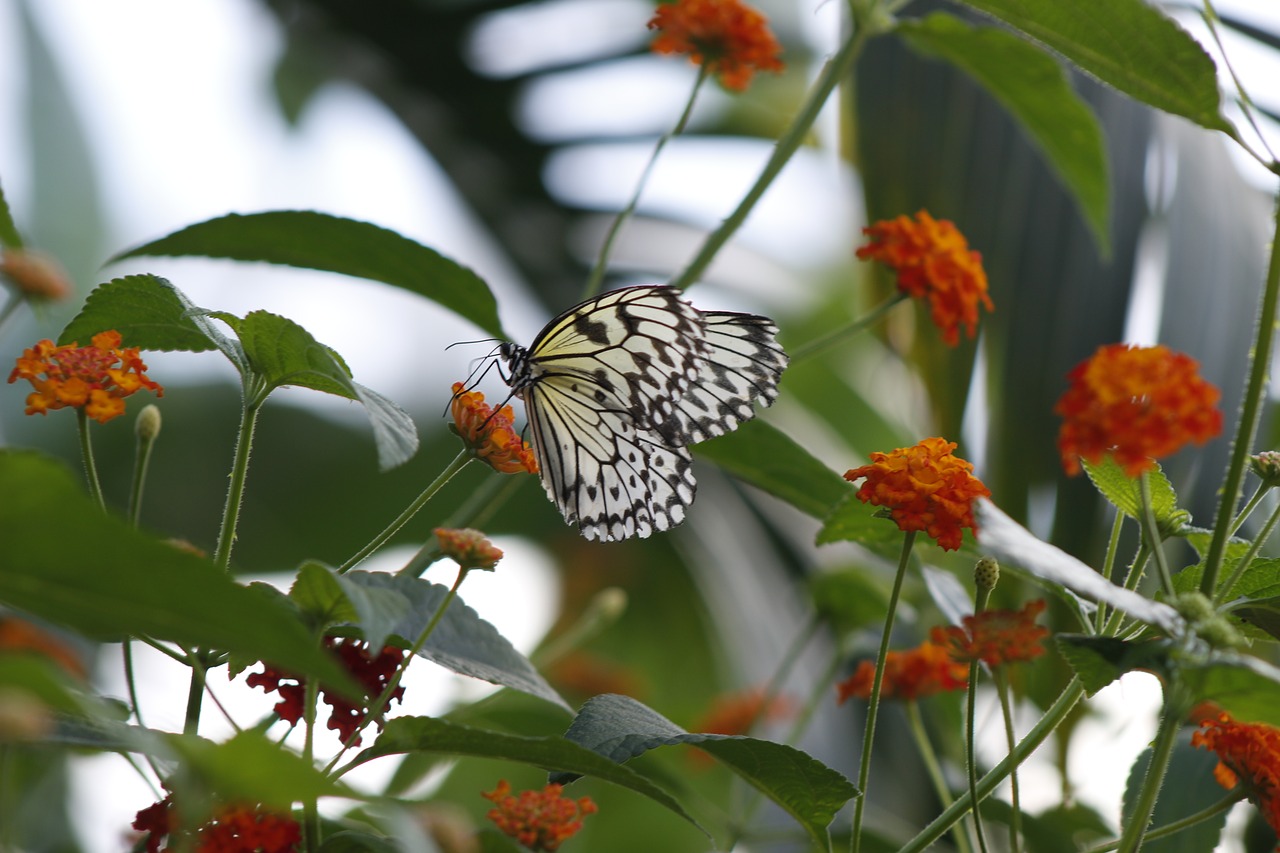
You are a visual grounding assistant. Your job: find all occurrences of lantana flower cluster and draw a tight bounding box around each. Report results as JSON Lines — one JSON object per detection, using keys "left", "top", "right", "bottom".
{"left": 482, "top": 780, "right": 598, "bottom": 852}
{"left": 132, "top": 797, "right": 301, "bottom": 853}
{"left": 1192, "top": 710, "right": 1280, "bottom": 839}
{"left": 648, "top": 0, "right": 784, "bottom": 92}
{"left": 450, "top": 381, "right": 538, "bottom": 474}
{"left": 8, "top": 330, "right": 163, "bottom": 423}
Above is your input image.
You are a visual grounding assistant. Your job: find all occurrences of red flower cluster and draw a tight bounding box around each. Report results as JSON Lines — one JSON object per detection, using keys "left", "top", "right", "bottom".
{"left": 1192, "top": 710, "right": 1280, "bottom": 840}
{"left": 482, "top": 780, "right": 597, "bottom": 851}
{"left": 450, "top": 382, "right": 538, "bottom": 475}
{"left": 132, "top": 796, "right": 300, "bottom": 853}
{"left": 648, "top": 0, "right": 784, "bottom": 92}
{"left": 435, "top": 527, "right": 503, "bottom": 571}
{"left": 247, "top": 636, "right": 406, "bottom": 746}
{"left": 930, "top": 599, "right": 1049, "bottom": 667}
{"left": 844, "top": 437, "right": 990, "bottom": 551}
{"left": 836, "top": 640, "right": 969, "bottom": 703}
{"left": 692, "top": 687, "right": 793, "bottom": 735}
{"left": 1055, "top": 343, "right": 1222, "bottom": 477}
{"left": 856, "top": 210, "right": 992, "bottom": 346}
{"left": 8, "top": 330, "right": 163, "bottom": 423}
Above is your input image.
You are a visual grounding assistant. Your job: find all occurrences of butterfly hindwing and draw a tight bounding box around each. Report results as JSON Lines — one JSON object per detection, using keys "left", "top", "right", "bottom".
{"left": 502, "top": 285, "right": 785, "bottom": 542}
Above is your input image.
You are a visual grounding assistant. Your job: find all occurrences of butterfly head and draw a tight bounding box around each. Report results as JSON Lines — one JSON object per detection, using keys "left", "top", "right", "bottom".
{"left": 497, "top": 341, "right": 534, "bottom": 393}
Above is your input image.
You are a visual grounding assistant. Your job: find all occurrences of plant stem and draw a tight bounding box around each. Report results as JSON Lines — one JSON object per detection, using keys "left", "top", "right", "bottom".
{"left": 669, "top": 17, "right": 876, "bottom": 292}
{"left": 76, "top": 410, "right": 105, "bottom": 510}
{"left": 905, "top": 700, "right": 973, "bottom": 853}
{"left": 1138, "top": 472, "right": 1175, "bottom": 599}
{"left": 182, "top": 649, "right": 206, "bottom": 736}
{"left": 791, "top": 293, "right": 909, "bottom": 362}
{"left": 1116, "top": 690, "right": 1185, "bottom": 853}
{"left": 1228, "top": 483, "right": 1267, "bottom": 537}
{"left": 995, "top": 670, "right": 1022, "bottom": 853}
{"left": 214, "top": 397, "right": 263, "bottom": 570}
{"left": 1096, "top": 508, "right": 1127, "bottom": 632}
{"left": 582, "top": 66, "right": 709, "bottom": 300}
{"left": 965, "top": 586, "right": 994, "bottom": 853}
{"left": 341, "top": 450, "right": 472, "bottom": 574}
{"left": 898, "top": 679, "right": 1086, "bottom": 853}
{"left": 397, "top": 464, "right": 521, "bottom": 578}
{"left": 1200, "top": 196, "right": 1280, "bottom": 596}
{"left": 129, "top": 413, "right": 159, "bottom": 526}
{"left": 851, "top": 530, "right": 915, "bottom": 853}
{"left": 1083, "top": 789, "right": 1244, "bottom": 853}
{"left": 1218, "top": 498, "right": 1280, "bottom": 605}
{"left": 303, "top": 676, "right": 321, "bottom": 850}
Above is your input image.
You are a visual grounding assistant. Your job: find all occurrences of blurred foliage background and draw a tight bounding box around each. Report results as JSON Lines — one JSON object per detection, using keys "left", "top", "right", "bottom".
{"left": 1, "top": 0, "right": 1279, "bottom": 850}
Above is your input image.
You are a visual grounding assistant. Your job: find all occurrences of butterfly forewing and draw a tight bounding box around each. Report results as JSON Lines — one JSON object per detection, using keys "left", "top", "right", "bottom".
{"left": 501, "top": 285, "right": 785, "bottom": 542}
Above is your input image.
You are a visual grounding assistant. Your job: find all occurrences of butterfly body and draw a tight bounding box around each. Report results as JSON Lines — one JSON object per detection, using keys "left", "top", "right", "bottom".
{"left": 499, "top": 285, "right": 786, "bottom": 542}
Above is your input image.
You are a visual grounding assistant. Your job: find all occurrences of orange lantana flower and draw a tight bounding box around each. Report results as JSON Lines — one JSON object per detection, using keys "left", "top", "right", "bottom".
{"left": 8, "top": 331, "right": 162, "bottom": 424}
{"left": 1055, "top": 343, "right": 1222, "bottom": 477}
{"left": 648, "top": 0, "right": 784, "bottom": 92}
{"left": 844, "top": 437, "right": 990, "bottom": 551}
{"left": 856, "top": 211, "right": 992, "bottom": 346}
{"left": 1192, "top": 711, "right": 1280, "bottom": 839}
{"left": 450, "top": 382, "right": 538, "bottom": 475}
{"left": 931, "top": 599, "right": 1049, "bottom": 667}
{"left": 435, "top": 527, "right": 504, "bottom": 571}
{"left": 836, "top": 641, "right": 969, "bottom": 703}
{"left": 132, "top": 796, "right": 301, "bottom": 853}
{"left": 692, "top": 687, "right": 793, "bottom": 735}
{"left": 483, "top": 781, "right": 597, "bottom": 852}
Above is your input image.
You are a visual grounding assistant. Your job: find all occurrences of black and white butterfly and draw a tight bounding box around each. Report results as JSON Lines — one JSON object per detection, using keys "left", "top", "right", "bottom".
{"left": 498, "top": 285, "right": 787, "bottom": 542}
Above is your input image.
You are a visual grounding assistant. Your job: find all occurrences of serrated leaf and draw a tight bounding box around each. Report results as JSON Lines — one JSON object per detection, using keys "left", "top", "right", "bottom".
{"left": 557, "top": 694, "right": 857, "bottom": 852}
{"left": 290, "top": 563, "right": 412, "bottom": 651}
{"left": 958, "top": 0, "right": 1231, "bottom": 132}
{"left": 900, "top": 12, "right": 1110, "bottom": 251}
{"left": 351, "top": 715, "right": 706, "bottom": 838}
{"left": 808, "top": 569, "right": 891, "bottom": 636}
{"left": 57, "top": 274, "right": 230, "bottom": 355}
{"left": 1180, "top": 652, "right": 1280, "bottom": 729}
{"left": 342, "top": 572, "right": 569, "bottom": 711}
{"left": 0, "top": 451, "right": 357, "bottom": 695}
{"left": 1082, "top": 456, "right": 1179, "bottom": 523}
{"left": 1228, "top": 596, "right": 1280, "bottom": 643}
{"left": 110, "top": 211, "right": 505, "bottom": 339}
{"left": 168, "top": 729, "right": 353, "bottom": 810}
{"left": 1122, "top": 737, "right": 1226, "bottom": 853}
{"left": 232, "top": 311, "right": 418, "bottom": 469}
{"left": 974, "top": 499, "right": 1182, "bottom": 631}
{"left": 1054, "top": 635, "right": 1170, "bottom": 696}
{"left": 0, "top": 180, "right": 22, "bottom": 248}
{"left": 695, "top": 419, "right": 852, "bottom": 520}
{"left": 816, "top": 491, "right": 908, "bottom": 556}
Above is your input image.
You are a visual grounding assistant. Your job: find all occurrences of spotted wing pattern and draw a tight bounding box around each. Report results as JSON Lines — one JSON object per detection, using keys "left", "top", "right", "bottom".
{"left": 503, "top": 285, "right": 787, "bottom": 542}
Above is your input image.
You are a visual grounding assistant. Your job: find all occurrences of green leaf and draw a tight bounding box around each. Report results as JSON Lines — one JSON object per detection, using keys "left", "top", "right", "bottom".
{"left": 974, "top": 499, "right": 1183, "bottom": 631}
{"left": 1180, "top": 652, "right": 1280, "bottom": 729}
{"left": 58, "top": 275, "right": 230, "bottom": 355}
{"left": 958, "top": 0, "right": 1231, "bottom": 132}
{"left": 168, "top": 729, "right": 353, "bottom": 811}
{"left": 808, "top": 568, "right": 891, "bottom": 636}
{"left": 0, "top": 451, "right": 357, "bottom": 694}
{"left": 1082, "top": 456, "right": 1181, "bottom": 527}
{"left": 0, "top": 180, "right": 22, "bottom": 248}
{"left": 558, "top": 694, "right": 857, "bottom": 852}
{"left": 342, "top": 571, "right": 570, "bottom": 711}
{"left": 816, "top": 491, "right": 918, "bottom": 557}
{"left": 351, "top": 715, "right": 707, "bottom": 838}
{"left": 317, "top": 832, "right": 400, "bottom": 853}
{"left": 1054, "top": 635, "right": 1169, "bottom": 696}
{"left": 1122, "top": 737, "right": 1226, "bottom": 853}
{"left": 110, "top": 211, "right": 505, "bottom": 339}
{"left": 289, "top": 563, "right": 412, "bottom": 651}
{"left": 233, "top": 311, "right": 419, "bottom": 470}
{"left": 900, "top": 12, "right": 1110, "bottom": 251}
{"left": 694, "top": 419, "right": 852, "bottom": 520}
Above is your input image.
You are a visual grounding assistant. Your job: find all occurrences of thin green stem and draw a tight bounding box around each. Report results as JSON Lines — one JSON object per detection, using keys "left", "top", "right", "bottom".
{"left": 790, "top": 293, "right": 909, "bottom": 363}
{"left": 1083, "top": 789, "right": 1245, "bottom": 853}
{"left": 851, "top": 530, "right": 916, "bottom": 853}
{"left": 214, "top": 397, "right": 263, "bottom": 570}
{"left": 582, "top": 67, "right": 709, "bottom": 300}
{"left": 995, "top": 670, "right": 1022, "bottom": 853}
{"left": 1201, "top": 197, "right": 1280, "bottom": 596}
{"left": 1096, "top": 509, "right": 1127, "bottom": 632}
{"left": 669, "top": 18, "right": 877, "bottom": 292}
{"left": 1116, "top": 691, "right": 1186, "bottom": 853}
{"left": 1139, "top": 473, "right": 1175, "bottom": 599}
{"left": 303, "top": 676, "right": 320, "bottom": 850}
{"left": 966, "top": 585, "right": 994, "bottom": 853}
{"left": 76, "top": 410, "right": 106, "bottom": 510}
{"left": 341, "top": 450, "right": 472, "bottom": 574}
{"left": 905, "top": 700, "right": 973, "bottom": 853}
{"left": 1218, "top": 497, "right": 1280, "bottom": 606}
{"left": 128, "top": 412, "right": 159, "bottom": 527}
{"left": 182, "top": 650, "right": 206, "bottom": 736}
{"left": 328, "top": 566, "right": 471, "bottom": 777}
{"left": 0, "top": 293, "right": 23, "bottom": 338}
{"left": 397, "top": 468, "right": 522, "bottom": 578}
{"left": 1229, "top": 483, "right": 1267, "bottom": 537}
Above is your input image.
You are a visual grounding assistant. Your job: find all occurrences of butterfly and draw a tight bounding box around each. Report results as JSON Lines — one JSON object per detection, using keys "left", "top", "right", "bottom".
{"left": 498, "top": 285, "right": 787, "bottom": 542}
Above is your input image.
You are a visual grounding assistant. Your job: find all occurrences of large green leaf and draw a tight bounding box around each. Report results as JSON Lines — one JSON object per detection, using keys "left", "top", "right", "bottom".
{"left": 167, "top": 729, "right": 353, "bottom": 810}
{"left": 900, "top": 12, "right": 1110, "bottom": 251}
{"left": 695, "top": 419, "right": 852, "bottom": 520}
{"left": 58, "top": 274, "right": 233, "bottom": 357}
{"left": 1122, "top": 737, "right": 1226, "bottom": 853}
{"left": 351, "top": 715, "right": 707, "bottom": 838}
{"left": 0, "top": 180, "right": 22, "bottom": 249}
{"left": 342, "top": 571, "right": 569, "bottom": 711}
{"left": 109, "top": 211, "right": 505, "bottom": 338}
{"left": 1180, "top": 652, "right": 1280, "bottom": 729}
{"left": 1055, "top": 635, "right": 1170, "bottom": 696}
{"left": 817, "top": 490, "right": 920, "bottom": 556}
{"left": 290, "top": 562, "right": 413, "bottom": 651}
{"left": 1082, "top": 456, "right": 1182, "bottom": 527}
{"left": 0, "top": 451, "right": 356, "bottom": 694}
{"left": 557, "top": 694, "right": 857, "bottom": 852}
{"left": 959, "top": 0, "right": 1231, "bottom": 132}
